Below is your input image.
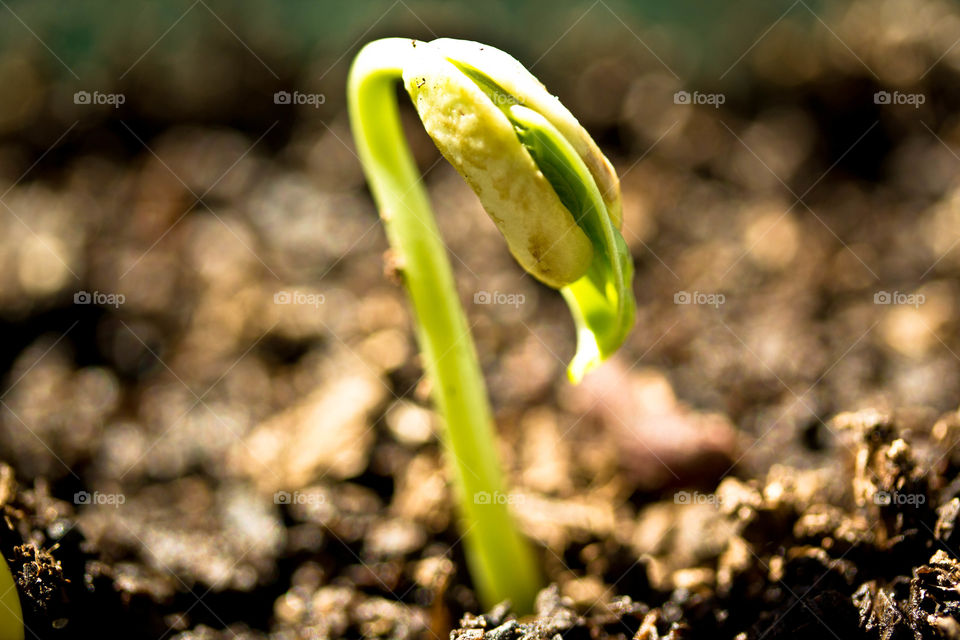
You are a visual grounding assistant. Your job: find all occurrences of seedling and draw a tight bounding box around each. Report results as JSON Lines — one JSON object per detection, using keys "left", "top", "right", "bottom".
{"left": 347, "top": 38, "right": 635, "bottom": 612}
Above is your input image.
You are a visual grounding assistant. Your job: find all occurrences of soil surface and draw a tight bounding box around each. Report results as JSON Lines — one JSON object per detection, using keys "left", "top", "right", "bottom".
{"left": 2, "top": 1, "right": 960, "bottom": 638}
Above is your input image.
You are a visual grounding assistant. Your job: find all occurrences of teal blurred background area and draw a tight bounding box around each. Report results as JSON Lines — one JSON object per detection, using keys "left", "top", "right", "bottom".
{"left": 0, "top": 0, "right": 819, "bottom": 81}
{"left": 0, "top": 0, "right": 826, "bottom": 139}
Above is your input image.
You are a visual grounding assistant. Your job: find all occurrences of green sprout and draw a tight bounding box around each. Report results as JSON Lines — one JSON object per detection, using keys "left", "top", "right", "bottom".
{"left": 0, "top": 554, "right": 23, "bottom": 640}
{"left": 347, "top": 37, "right": 635, "bottom": 612}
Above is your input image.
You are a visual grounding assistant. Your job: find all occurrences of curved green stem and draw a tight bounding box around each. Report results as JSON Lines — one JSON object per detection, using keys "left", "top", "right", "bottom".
{"left": 347, "top": 38, "right": 541, "bottom": 613}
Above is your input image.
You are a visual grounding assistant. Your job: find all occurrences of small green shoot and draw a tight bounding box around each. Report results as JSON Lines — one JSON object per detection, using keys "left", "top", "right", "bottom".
{"left": 347, "top": 37, "right": 635, "bottom": 612}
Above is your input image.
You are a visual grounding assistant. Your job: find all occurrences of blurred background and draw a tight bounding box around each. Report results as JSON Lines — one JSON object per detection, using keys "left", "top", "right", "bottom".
{"left": 2, "top": 0, "right": 960, "bottom": 637}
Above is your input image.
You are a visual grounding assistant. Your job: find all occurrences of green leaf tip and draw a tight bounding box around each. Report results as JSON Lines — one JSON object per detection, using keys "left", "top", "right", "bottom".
{"left": 507, "top": 105, "right": 636, "bottom": 383}
{"left": 401, "top": 37, "right": 636, "bottom": 381}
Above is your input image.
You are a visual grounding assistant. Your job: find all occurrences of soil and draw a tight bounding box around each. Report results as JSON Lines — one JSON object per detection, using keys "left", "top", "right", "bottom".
{"left": 2, "top": 2, "right": 960, "bottom": 639}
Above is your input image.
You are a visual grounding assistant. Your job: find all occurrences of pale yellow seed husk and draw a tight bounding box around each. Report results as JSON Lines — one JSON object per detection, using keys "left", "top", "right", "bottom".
{"left": 403, "top": 46, "right": 594, "bottom": 288}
